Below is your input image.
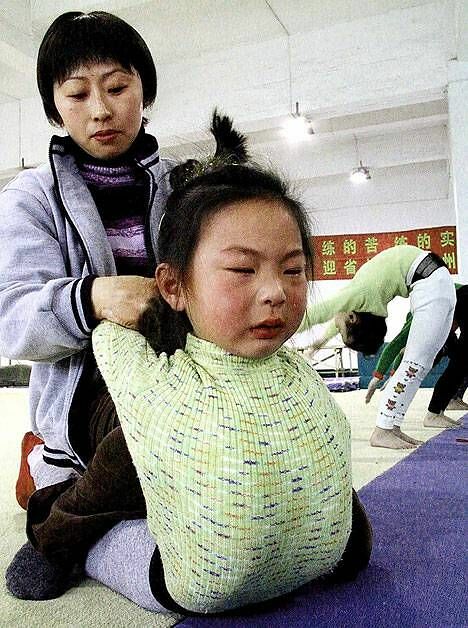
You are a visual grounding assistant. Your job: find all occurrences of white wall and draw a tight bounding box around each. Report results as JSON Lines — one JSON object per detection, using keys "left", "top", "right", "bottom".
{"left": 0, "top": 101, "right": 20, "bottom": 171}
{"left": 20, "top": 96, "right": 63, "bottom": 166}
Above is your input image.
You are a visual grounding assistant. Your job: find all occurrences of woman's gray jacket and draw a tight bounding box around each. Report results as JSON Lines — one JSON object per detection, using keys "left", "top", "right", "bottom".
{"left": 0, "top": 135, "right": 173, "bottom": 470}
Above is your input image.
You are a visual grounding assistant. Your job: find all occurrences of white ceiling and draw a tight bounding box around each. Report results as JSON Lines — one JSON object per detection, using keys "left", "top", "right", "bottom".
{"left": 25, "top": 0, "right": 441, "bottom": 60}
{"left": 0, "top": 0, "right": 459, "bottom": 173}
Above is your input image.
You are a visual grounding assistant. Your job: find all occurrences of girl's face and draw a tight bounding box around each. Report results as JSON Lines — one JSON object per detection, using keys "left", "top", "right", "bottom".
{"left": 171, "top": 199, "right": 308, "bottom": 359}
{"left": 53, "top": 61, "right": 144, "bottom": 160}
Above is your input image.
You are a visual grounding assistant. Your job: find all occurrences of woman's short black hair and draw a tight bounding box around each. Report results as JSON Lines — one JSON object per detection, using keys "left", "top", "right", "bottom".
{"left": 344, "top": 312, "right": 387, "bottom": 356}
{"left": 37, "top": 11, "right": 157, "bottom": 125}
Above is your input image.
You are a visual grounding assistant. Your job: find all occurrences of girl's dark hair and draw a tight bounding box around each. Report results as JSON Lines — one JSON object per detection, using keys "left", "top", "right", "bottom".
{"left": 344, "top": 312, "right": 387, "bottom": 356}
{"left": 37, "top": 11, "right": 157, "bottom": 125}
{"left": 139, "top": 111, "right": 314, "bottom": 355}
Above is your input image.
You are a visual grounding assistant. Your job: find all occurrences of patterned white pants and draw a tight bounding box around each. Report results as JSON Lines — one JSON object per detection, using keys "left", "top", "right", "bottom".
{"left": 376, "top": 267, "right": 456, "bottom": 429}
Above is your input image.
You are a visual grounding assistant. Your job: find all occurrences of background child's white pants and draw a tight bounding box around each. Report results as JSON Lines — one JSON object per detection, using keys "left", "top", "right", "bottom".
{"left": 376, "top": 267, "right": 456, "bottom": 430}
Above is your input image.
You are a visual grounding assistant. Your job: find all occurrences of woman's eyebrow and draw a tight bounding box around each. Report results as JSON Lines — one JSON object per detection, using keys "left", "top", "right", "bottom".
{"left": 221, "top": 246, "right": 256, "bottom": 255}
{"left": 101, "top": 68, "right": 134, "bottom": 79}
{"left": 63, "top": 68, "right": 132, "bottom": 83}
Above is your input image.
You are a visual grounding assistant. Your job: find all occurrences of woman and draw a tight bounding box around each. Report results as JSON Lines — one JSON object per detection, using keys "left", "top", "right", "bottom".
{"left": 0, "top": 11, "right": 173, "bottom": 506}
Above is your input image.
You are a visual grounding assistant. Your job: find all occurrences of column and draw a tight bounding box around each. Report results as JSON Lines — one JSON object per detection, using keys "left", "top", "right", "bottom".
{"left": 447, "top": 61, "right": 468, "bottom": 283}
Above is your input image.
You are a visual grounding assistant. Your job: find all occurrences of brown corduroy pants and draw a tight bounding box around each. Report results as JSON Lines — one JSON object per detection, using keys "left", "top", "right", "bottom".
{"left": 27, "top": 426, "right": 146, "bottom": 569}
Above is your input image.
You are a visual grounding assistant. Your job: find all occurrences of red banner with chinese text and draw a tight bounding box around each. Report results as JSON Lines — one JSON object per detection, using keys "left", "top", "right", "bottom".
{"left": 311, "top": 227, "right": 457, "bottom": 280}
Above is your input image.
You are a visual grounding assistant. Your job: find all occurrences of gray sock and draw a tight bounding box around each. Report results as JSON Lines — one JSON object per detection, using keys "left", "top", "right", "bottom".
{"left": 5, "top": 542, "right": 83, "bottom": 600}
{"left": 85, "top": 519, "right": 168, "bottom": 612}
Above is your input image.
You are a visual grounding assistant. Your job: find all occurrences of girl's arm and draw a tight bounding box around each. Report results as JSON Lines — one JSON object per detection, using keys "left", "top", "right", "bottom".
{"left": 92, "top": 321, "right": 149, "bottom": 393}
{"left": 298, "top": 285, "right": 359, "bottom": 336}
{"left": 303, "top": 321, "right": 340, "bottom": 356}
{"left": 92, "top": 321, "right": 166, "bottom": 442}
{"left": 298, "top": 284, "right": 365, "bottom": 352}
{"left": 373, "top": 314, "right": 412, "bottom": 379}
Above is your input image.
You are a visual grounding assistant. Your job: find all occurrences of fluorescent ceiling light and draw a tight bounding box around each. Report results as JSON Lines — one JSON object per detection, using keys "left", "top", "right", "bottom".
{"left": 283, "top": 115, "right": 314, "bottom": 139}
{"left": 283, "top": 101, "right": 314, "bottom": 140}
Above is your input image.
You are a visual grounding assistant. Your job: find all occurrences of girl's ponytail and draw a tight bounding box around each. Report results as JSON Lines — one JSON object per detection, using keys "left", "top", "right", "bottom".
{"left": 138, "top": 297, "right": 191, "bottom": 356}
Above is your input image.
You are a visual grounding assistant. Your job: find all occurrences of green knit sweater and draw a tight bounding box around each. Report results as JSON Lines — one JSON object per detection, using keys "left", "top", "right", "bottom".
{"left": 93, "top": 322, "right": 352, "bottom": 613}
{"left": 301, "top": 245, "right": 425, "bottom": 341}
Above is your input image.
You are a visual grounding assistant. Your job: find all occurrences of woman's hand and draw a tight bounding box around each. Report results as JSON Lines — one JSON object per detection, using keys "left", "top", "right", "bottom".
{"left": 91, "top": 276, "right": 158, "bottom": 329}
{"left": 365, "top": 376, "right": 381, "bottom": 404}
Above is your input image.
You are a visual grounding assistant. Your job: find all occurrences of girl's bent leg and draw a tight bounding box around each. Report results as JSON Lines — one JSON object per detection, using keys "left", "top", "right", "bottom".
{"left": 27, "top": 426, "right": 146, "bottom": 569}
{"left": 85, "top": 519, "right": 170, "bottom": 613}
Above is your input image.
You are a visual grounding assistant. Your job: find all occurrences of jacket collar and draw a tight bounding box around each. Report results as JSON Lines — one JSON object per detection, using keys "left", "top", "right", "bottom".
{"left": 50, "top": 126, "right": 160, "bottom": 170}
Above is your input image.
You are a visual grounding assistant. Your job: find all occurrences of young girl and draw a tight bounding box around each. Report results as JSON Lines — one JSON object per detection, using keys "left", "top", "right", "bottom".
{"left": 302, "top": 246, "right": 457, "bottom": 449}
{"left": 7, "top": 114, "right": 371, "bottom": 615}
{"left": 0, "top": 11, "right": 173, "bottom": 507}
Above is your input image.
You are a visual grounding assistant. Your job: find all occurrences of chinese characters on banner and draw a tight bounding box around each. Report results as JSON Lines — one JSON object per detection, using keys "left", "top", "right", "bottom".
{"left": 311, "top": 227, "right": 457, "bottom": 280}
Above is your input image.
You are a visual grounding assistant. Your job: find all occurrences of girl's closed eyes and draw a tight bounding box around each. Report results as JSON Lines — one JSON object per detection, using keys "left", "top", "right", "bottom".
{"left": 221, "top": 248, "right": 306, "bottom": 276}
{"left": 284, "top": 266, "right": 306, "bottom": 275}
{"left": 226, "top": 267, "right": 255, "bottom": 274}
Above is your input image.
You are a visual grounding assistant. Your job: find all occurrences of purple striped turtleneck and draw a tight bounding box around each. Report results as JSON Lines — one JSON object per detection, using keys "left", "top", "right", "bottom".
{"left": 71, "top": 129, "right": 158, "bottom": 277}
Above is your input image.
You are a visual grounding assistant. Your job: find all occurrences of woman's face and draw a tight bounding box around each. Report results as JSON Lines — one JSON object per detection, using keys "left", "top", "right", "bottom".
{"left": 164, "top": 198, "right": 308, "bottom": 359}
{"left": 53, "top": 61, "right": 144, "bottom": 160}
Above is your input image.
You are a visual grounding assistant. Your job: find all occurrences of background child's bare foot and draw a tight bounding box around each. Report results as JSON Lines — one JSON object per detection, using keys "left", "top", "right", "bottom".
{"left": 392, "top": 427, "right": 423, "bottom": 446}
{"left": 370, "top": 427, "right": 416, "bottom": 449}
{"left": 423, "top": 412, "right": 461, "bottom": 428}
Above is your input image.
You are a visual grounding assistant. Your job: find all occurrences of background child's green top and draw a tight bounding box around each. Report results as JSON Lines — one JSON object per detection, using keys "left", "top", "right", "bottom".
{"left": 93, "top": 322, "right": 352, "bottom": 614}
{"left": 373, "top": 313, "right": 412, "bottom": 378}
{"left": 300, "top": 245, "right": 424, "bottom": 342}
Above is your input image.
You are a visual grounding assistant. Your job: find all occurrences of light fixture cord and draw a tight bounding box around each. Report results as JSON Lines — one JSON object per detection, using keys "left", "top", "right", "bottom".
{"left": 353, "top": 134, "right": 361, "bottom": 167}
{"left": 264, "top": 1, "right": 293, "bottom": 114}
